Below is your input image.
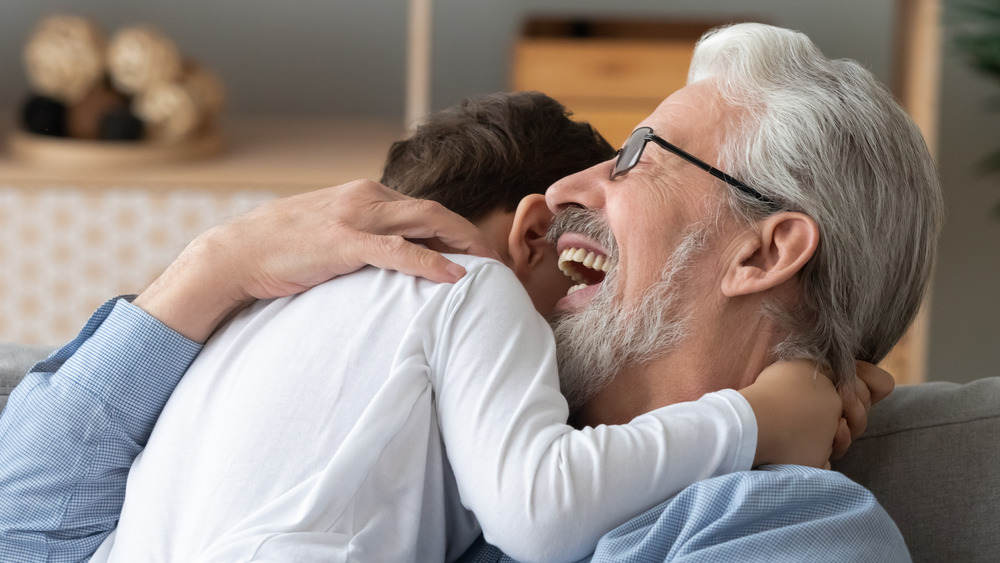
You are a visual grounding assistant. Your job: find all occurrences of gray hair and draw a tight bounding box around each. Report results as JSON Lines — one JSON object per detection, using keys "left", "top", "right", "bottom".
{"left": 688, "top": 23, "right": 945, "bottom": 388}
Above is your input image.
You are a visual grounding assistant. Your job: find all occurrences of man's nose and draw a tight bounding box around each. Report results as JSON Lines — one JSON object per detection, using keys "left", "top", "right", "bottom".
{"left": 545, "top": 161, "right": 610, "bottom": 213}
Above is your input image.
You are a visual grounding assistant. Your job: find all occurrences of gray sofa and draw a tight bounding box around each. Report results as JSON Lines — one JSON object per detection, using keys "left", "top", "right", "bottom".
{"left": 1, "top": 342, "right": 998, "bottom": 562}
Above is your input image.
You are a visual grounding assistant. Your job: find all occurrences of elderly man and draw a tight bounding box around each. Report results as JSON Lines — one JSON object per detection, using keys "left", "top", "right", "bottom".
{"left": 0, "top": 23, "right": 938, "bottom": 562}
{"left": 461, "top": 22, "right": 942, "bottom": 561}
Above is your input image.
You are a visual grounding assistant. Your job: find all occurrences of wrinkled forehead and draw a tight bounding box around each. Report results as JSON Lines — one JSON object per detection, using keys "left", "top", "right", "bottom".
{"left": 635, "top": 80, "right": 737, "bottom": 158}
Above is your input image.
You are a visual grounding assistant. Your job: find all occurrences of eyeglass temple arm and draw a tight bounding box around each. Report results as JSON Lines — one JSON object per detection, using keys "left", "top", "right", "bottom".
{"left": 645, "top": 134, "right": 776, "bottom": 207}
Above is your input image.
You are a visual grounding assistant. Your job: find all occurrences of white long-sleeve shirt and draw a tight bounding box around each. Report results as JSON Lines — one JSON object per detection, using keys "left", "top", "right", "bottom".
{"left": 96, "top": 255, "right": 756, "bottom": 563}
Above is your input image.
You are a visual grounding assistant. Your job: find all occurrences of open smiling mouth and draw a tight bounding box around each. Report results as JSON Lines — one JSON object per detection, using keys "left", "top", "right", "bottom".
{"left": 558, "top": 247, "right": 612, "bottom": 295}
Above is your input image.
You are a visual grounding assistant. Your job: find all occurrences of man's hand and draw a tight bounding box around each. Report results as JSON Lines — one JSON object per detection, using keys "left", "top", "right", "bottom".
{"left": 133, "top": 180, "right": 498, "bottom": 343}
{"left": 830, "top": 361, "right": 895, "bottom": 459}
{"left": 739, "top": 360, "right": 842, "bottom": 469}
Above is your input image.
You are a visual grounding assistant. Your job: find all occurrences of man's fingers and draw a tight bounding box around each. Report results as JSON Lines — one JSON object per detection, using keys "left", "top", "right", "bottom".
{"left": 857, "top": 361, "right": 895, "bottom": 405}
{"left": 418, "top": 238, "right": 462, "bottom": 255}
{"left": 373, "top": 199, "right": 501, "bottom": 261}
{"left": 364, "top": 234, "right": 468, "bottom": 284}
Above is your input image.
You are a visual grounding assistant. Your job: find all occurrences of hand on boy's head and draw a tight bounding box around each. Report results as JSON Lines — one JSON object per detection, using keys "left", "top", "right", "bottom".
{"left": 221, "top": 180, "right": 499, "bottom": 294}
{"left": 135, "top": 180, "right": 498, "bottom": 343}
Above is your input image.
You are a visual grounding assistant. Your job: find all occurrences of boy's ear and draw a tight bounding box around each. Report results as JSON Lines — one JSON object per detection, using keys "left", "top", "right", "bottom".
{"left": 508, "top": 194, "right": 554, "bottom": 278}
{"left": 721, "top": 212, "right": 819, "bottom": 297}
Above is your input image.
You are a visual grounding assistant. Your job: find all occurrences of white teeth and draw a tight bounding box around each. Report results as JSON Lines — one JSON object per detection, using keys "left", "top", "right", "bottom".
{"left": 558, "top": 247, "right": 611, "bottom": 274}
{"left": 557, "top": 247, "right": 612, "bottom": 296}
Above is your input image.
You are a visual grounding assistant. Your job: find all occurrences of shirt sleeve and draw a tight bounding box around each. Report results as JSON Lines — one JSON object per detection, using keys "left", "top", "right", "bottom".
{"left": 428, "top": 262, "right": 757, "bottom": 563}
{"left": 0, "top": 297, "right": 202, "bottom": 563}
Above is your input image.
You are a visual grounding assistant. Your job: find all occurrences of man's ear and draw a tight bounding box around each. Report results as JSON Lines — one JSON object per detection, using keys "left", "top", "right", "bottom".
{"left": 508, "top": 194, "right": 554, "bottom": 278}
{"left": 722, "top": 212, "right": 819, "bottom": 297}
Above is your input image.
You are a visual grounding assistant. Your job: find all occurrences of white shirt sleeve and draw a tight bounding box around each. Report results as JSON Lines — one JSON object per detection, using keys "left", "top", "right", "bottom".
{"left": 427, "top": 261, "right": 756, "bottom": 563}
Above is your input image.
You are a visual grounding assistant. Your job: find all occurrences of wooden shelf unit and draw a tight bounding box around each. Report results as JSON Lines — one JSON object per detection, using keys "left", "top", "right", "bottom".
{"left": 0, "top": 117, "right": 403, "bottom": 345}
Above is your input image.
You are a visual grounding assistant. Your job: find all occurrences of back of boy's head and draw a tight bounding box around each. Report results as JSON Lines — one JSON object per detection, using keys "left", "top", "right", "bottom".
{"left": 379, "top": 91, "right": 615, "bottom": 223}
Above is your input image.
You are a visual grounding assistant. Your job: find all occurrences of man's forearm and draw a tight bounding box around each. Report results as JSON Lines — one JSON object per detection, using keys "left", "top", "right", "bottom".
{"left": 132, "top": 230, "right": 251, "bottom": 344}
{"left": 0, "top": 298, "right": 201, "bottom": 562}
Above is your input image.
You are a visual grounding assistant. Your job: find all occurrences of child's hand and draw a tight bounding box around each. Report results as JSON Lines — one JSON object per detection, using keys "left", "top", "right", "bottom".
{"left": 830, "top": 361, "right": 895, "bottom": 460}
{"left": 739, "top": 360, "right": 842, "bottom": 469}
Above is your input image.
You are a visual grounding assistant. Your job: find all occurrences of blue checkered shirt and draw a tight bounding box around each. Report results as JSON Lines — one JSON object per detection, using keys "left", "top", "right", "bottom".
{"left": 0, "top": 298, "right": 201, "bottom": 563}
{"left": 459, "top": 464, "right": 910, "bottom": 562}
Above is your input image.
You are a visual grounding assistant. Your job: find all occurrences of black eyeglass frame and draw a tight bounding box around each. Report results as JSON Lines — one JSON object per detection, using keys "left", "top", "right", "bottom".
{"left": 611, "top": 126, "right": 777, "bottom": 208}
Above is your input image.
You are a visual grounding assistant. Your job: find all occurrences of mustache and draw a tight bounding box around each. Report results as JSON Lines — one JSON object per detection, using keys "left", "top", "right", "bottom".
{"left": 546, "top": 207, "right": 619, "bottom": 265}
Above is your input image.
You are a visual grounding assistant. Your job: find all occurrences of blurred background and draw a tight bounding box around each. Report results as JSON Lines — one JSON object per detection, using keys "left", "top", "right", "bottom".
{"left": 0, "top": 0, "right": 996, "bottom": 384}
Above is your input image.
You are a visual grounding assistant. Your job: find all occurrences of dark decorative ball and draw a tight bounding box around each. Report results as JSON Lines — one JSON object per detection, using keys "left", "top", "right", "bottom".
{"left": 68, "top": 84, "right": 129, "bottom": 139}
{"left": 98, "top": 107, "right": 144, "bottom": 141}
{"left": 21, "top": 94, "right": 68, "bottom": 137}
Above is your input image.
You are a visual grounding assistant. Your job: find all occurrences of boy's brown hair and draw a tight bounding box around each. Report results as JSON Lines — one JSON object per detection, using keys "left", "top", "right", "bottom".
{"left": 380, "top": 91, "right": 615, "bottom": 222}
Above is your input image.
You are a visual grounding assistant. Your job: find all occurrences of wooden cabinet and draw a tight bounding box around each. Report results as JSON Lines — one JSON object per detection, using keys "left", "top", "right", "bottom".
{"left": 0, "top": 117, "right": 402, "bottom": 345}
{"left": 512, "top": 20, "right": 719, "bottom": 147}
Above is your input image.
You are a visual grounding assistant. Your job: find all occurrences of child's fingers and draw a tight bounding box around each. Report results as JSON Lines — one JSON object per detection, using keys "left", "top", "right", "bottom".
{"left": 857, "top": 361, "right": 895, "bottom": 405}
{"left": 830, "top": 417, "right": 852, "bottom": 460}
{"left": 843, "top": 394, "right": 868, "bottom": 440}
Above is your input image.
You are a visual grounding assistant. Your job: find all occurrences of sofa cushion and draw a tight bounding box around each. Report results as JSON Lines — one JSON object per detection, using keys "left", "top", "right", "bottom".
{"left": 0, "top": 342, "right": 56, "bottom": 412}
{"left": 833, "top": 377, "right": 1000, "bottom": 563}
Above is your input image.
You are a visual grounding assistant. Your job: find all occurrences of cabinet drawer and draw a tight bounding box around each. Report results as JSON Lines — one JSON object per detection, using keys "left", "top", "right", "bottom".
{"left": 512, "top": 39, "right": 694, "bottom": 100}
{"left": 552, "top": 100, "right": 661, "bottom": 148}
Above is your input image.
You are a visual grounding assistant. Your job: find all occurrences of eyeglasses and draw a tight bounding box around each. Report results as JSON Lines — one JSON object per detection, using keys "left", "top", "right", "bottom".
{"left": 610, "top": 126, "right": 777, "bottom": 208}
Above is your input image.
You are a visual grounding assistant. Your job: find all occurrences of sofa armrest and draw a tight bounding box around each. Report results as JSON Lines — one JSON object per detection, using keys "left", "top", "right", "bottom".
{"left": 832, "top": 377, "right": 1000, "bottom": 563}
{"left": 0, "top": 342, "right": 57, "bottom": 412}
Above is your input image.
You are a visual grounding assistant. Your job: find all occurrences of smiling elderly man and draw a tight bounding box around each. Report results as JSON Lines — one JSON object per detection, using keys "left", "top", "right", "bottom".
{"left": 462, "top": 23, "right": 943, "bottom": 560}
{"left": 0, "top": 23, "right": 940, "bottom": 562}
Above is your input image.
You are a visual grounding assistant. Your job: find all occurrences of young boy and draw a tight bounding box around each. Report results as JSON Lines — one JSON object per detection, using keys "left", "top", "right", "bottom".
{"left": 94, "top": 93, "right": 846, "bottom": 563}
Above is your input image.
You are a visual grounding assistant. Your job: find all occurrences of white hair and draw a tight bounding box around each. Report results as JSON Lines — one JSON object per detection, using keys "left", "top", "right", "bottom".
{"left": 688, "top": 23, "right": 945, "bottom": 387}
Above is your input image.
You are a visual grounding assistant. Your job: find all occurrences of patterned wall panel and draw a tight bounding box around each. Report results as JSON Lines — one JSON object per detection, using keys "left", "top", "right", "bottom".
{"left": 0, "top": 184, "right": 277, "bottom": 346}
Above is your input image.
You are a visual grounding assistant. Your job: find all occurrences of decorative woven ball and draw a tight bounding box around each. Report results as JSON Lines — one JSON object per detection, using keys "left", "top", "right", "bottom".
{"left": 99, "top": 107, "right": 145, "bottom": 141}
{"left": 133, "top": 81, "right": 202, "bottom": 142}
{"left": 21, "top": 95, "right": 68, "bottom": 137}
{"left": 23, "top": 15, "right": 106, "bottom": 104}
{"left": 182, "top": 62, "right": 226, "bottom": 118}
{"left": 107, "top": 25, "right": 183, "bottom": 95}
{"left": 68, "top": 83, "right": 128, "bottom": 140}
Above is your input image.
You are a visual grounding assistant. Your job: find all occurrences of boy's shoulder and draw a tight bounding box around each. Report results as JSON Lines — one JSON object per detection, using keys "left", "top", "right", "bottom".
{"left": 436, "top": 254, "right": 530, "bottom": 305}
{"left": 442, "top": 254, "right": 520, "bottom": 289}
{"left": 292, "top": 254, "right": 521, "bottom": 315}
{"left": 442, "top": 253, "right": 506, "bottom": 271}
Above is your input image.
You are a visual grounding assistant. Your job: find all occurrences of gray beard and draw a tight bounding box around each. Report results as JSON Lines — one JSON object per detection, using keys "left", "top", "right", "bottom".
{"left": 547, "top": 209, "right": 709, "bottom": 412}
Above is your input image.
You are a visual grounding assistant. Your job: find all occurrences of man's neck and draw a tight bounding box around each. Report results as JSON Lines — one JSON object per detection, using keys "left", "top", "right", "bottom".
{"left": 570, "top": 316, "right": 779, "bottom": 428}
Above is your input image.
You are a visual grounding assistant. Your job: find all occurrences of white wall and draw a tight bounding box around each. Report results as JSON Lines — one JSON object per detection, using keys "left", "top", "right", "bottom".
{"left": 928, "top": 34, "right": 1000, "bottom": 383}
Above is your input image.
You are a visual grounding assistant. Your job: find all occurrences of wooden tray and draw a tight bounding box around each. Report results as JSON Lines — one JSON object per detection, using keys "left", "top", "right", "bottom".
{"left": 5, "top": 129, "right": 224, "bottom": 168}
